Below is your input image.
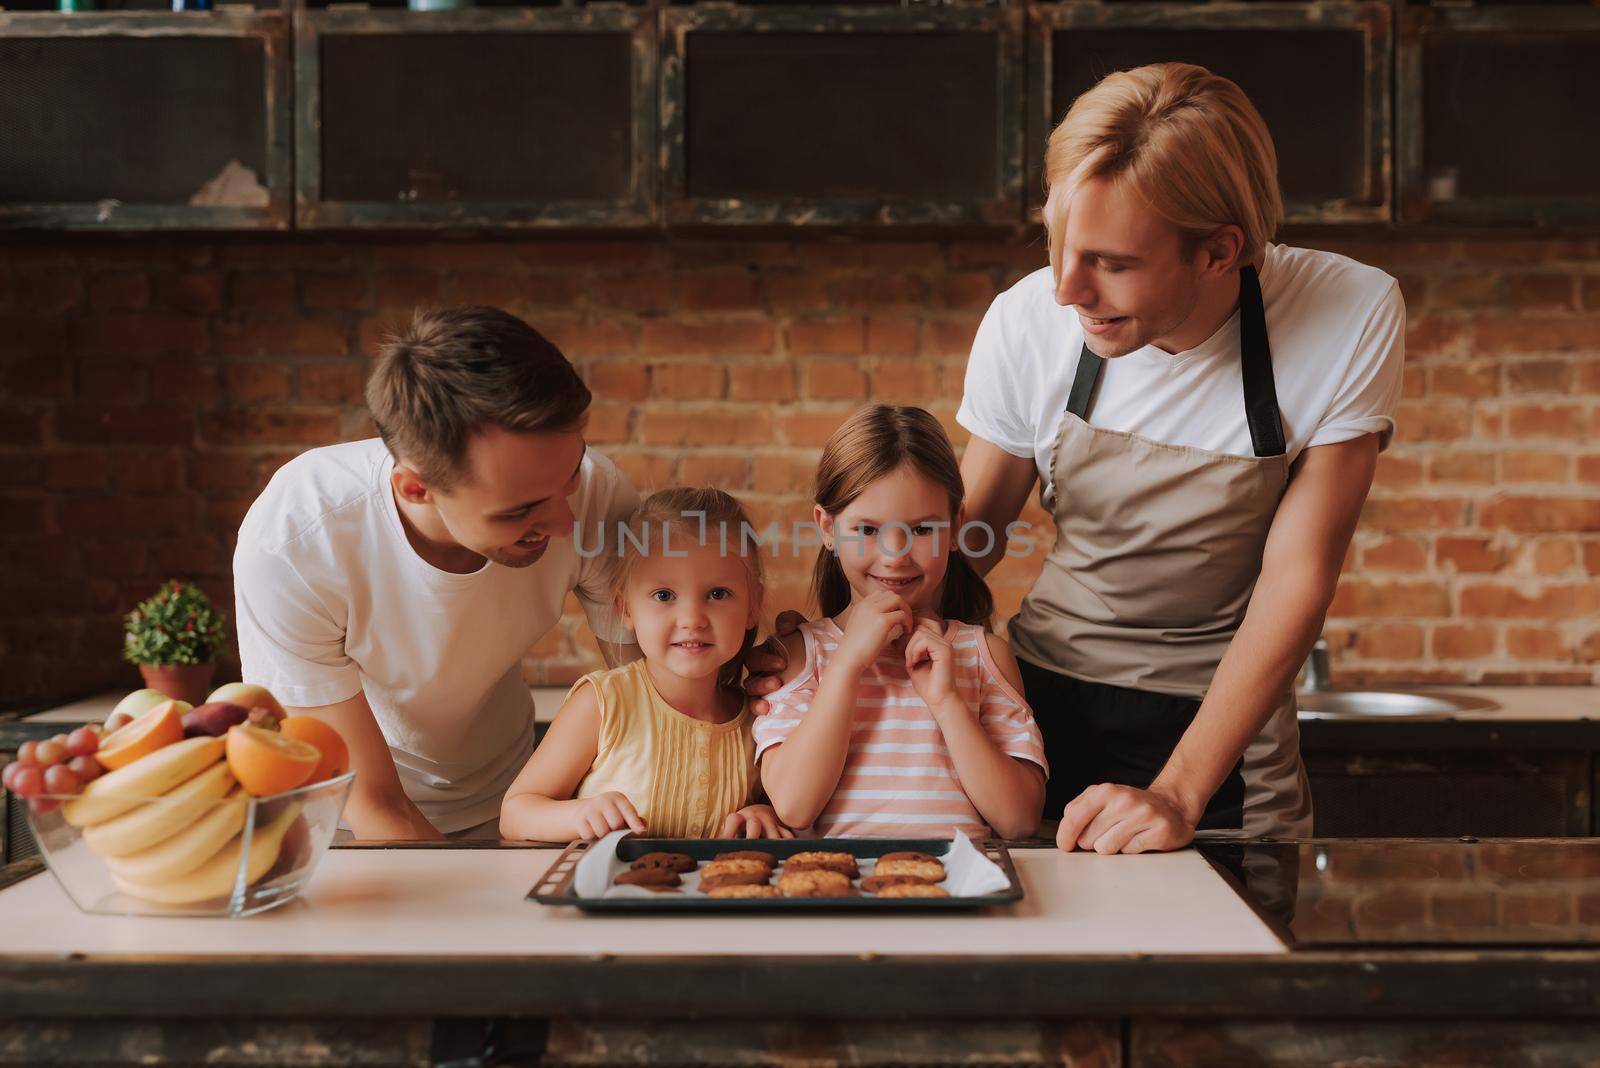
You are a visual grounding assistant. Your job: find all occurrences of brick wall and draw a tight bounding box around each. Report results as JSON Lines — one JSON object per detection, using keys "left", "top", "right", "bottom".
{"left": 0, "top": 232, "right": 1596, "bottom": 708}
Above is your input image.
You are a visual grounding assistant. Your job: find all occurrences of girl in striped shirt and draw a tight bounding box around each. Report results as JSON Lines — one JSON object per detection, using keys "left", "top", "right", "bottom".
{"left": 757, "top": 405, "right": 1048, "bottom": 839}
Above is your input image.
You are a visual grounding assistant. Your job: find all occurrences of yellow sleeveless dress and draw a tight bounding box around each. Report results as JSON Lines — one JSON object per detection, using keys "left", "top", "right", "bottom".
{"left": 571, "top": 658, "right": 756, "bottom": 838}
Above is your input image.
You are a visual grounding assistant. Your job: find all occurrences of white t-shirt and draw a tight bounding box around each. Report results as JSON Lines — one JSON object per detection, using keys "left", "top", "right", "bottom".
{"left": 956, "top": 243, "right": 1405, "bottom": 507}
{"left": 234, "top": 438, "right": 638, "bottom": 833}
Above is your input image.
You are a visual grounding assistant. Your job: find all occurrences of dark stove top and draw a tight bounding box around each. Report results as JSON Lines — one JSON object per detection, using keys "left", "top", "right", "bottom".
{"left": 1197, "top": 839, "right": 1600, "bottom": 947}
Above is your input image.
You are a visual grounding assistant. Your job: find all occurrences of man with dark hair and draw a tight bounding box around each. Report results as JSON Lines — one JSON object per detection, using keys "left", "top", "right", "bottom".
{"left": 234, "top": 307, "right": 639, "bottom": 840}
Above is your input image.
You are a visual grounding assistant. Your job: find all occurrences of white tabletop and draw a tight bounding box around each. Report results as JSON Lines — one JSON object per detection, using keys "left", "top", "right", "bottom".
{"left": 0, "top": 847, "right": 1285, "bottom": 958}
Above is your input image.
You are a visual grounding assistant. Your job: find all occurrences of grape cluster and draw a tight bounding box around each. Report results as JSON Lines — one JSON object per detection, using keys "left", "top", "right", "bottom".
{"left": 2, "top": 727, "right": 104, "bottom": 814}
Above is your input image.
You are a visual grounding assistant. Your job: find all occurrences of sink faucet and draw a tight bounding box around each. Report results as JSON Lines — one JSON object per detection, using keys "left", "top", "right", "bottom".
{"left": 1302, "top": 637, "right": 1332, "bottom": 692}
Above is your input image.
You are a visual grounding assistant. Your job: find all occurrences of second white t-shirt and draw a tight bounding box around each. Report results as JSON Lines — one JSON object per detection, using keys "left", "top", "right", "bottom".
{"left": 234, "top": 438, "right": 638, "bottom": 832}
{"left": 956, "top": 243, "right": 1405, "bottom": 508}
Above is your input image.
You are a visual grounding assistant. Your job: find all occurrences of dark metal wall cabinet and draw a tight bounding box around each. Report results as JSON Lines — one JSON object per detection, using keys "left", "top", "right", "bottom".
{"left": 294, "top": 7, "right": 657, "bottom": 229}
{"left": 1399, "top": 5, "right": 1600, "bottom": 226}
{"left": 0, "top": 12, "right": 292, "bottom": 230}
{"left": 661, "top": 5, "right": 1025, "bottom": 228}
{"left": 1029, "top": 3, "right": 1393, "bottom": 227}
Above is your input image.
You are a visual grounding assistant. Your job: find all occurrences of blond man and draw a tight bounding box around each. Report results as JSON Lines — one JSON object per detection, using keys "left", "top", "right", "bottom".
{"left": 958, "top": 63, "right": 1404, "bottom": 852}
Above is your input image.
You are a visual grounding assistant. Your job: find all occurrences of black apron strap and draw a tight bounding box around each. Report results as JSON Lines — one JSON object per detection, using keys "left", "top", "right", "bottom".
{"left": 1065, "top": 346, "right": 1103, "bottom": 421}
{"left": 1238, "top": 264, "right": 1287, "bottom": 458}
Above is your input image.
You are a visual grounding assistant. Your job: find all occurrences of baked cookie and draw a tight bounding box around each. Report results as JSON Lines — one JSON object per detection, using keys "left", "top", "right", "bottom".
{"left": 784, "top": 851, "right": 860, "bottom": 878}
{"left": 615, "top": 867, "right": 682, "bottom": 889}
{"left": 878, "top": 851, "right": 939, "bottom": 865}
{"left": 860, "top": 874, "right": 932, "bottom": 894}
{"left": 706, "top": 883, "right": 782, "bottom": 899}
{"left": 875, "top": 882, "right": 950, "bottom": 899}
{"left": 699, "top": 859, "right": 773, "bottom": 891}
{"left": 873, "top": 857, "right": 946, "bottom": 882}
{"left": 629, "top": 852, "right": 697, "bottom": 873}
{"left": 714, "top": 850, "right": 776, "bottom": 868}
{"left": 777, "top": 868, "right": 854, "bottom": 898}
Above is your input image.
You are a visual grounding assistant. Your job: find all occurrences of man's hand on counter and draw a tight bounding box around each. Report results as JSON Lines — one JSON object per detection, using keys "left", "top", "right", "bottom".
{"left": 1055, "top": 783, "right": 1195, "bottom": 855}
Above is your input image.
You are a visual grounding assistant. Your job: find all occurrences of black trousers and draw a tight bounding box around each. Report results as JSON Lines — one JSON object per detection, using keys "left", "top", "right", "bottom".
{"left": 1017, "top": 656, "right": 1245, "bottom": 832}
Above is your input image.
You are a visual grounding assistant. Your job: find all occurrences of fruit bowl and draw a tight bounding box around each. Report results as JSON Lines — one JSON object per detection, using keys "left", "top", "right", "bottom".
{"left": 25, "top": 770, "right": 354, "bottom": 918}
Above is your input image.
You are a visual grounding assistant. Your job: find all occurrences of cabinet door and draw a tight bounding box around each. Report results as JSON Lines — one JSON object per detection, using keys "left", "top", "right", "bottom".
{"left": 1029, "top": 3, "right": 1393, "bottom": 225}
{"left": 663, "top": 6, "right": 1024, "bottom": 228}
{"left": 295, "top": 8, "right": 656, "bottom": 228}
{"left": 0, "top": 14, "right": 291, "bottom": 230}
{"left": 1399, "top": 6, "right": 1600, "bottom": 225}
{"left": 1305, "top": 749, "right": 1591, "bottom": 837}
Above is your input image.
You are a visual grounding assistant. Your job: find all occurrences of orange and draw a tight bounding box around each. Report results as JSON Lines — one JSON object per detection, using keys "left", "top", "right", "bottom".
{"left": 279, "top": 716, "right": 350, "bottom": 785}
{"left": 96, "top": 699, "right": 185, "bottom": 771}
{"left": 225, "top": 724, "right": 319, "bottom": 797}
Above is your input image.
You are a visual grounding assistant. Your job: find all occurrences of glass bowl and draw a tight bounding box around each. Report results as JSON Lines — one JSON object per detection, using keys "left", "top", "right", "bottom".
{"left": 24, "top": 771, "right": 354, "bottom": 918}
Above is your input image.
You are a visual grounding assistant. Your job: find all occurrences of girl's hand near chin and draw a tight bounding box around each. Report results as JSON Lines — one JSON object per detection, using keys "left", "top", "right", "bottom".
{"left": 837, "top": 590, "right": 915, "bottom": 670}
{"left": 904, "top": 618, "right": 958, "bottom": 708}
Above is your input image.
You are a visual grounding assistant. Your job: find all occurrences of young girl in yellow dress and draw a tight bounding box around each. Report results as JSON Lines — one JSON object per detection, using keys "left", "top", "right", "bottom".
{"left": 501, "top": 486, "right": 790, "bottom": 841}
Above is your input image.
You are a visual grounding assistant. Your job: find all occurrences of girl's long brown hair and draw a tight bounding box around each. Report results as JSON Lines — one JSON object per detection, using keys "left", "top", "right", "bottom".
{"left": 611, "top": 486, "right": 765, "bottom": 694}
{"left": 811, "top": 405, "right": 994, "bottom": 629}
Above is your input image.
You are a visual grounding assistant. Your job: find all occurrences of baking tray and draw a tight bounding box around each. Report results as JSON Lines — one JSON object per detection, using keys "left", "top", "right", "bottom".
{"left": 528, "top": 836, "right": 1024, "bottom": 911}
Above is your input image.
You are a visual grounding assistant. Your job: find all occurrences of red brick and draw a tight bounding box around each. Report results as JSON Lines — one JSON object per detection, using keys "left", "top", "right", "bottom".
{"left": 89, "top": 271, "right": 151, "bottom": 311}
{"left": 728, "top": 362, "right": 796, "bottom": 403}
{"left": 947, "top": 242, "right": 1044, "bottom": 271}
{"left": 935, "top": 271, "right": 999, "bottom": 310}
{"left": 1506, "top": 403, "right": 1587, "bottom": 439}
{"left": 217, "top": 318, "right": 349, "bottom": 359}
{"left": 552, "top": 319, "right": 638, "bottom": 359}
{"left": 40, "top": 452, "right": 108, "bottom": 491}
{"left": 1395, "top": 399, "right": 1473, "bottom": 442}
{"left": 299, "top": 270, "right": 370, "bottom": 310}
{"left": 1580, "top": 454, "right": 1600, "bottom": 485}
{"left": 297, "top": 363, "right": 367, "bottom": 406}
{"left": 589, "top": 274, "right": 671, "bottom": 315}
{"left": 872, "top": 358, "right": 939, "bottom": 403}
{"left": 861, "top": 242, "right": 942, "bottom": 269}
{"left": 515, "top": 240, "right": 666, "bottom": 273}
{"left": 832, "top": 275, "right": 930, "bottom": 311}
{"left": 1430, "top": 272, "right": 1501, "bottom": 309}
{"left": 149, "top": 362, "right": 220, "bottom": 405}
{"left": 1507, "top": 625, "right": 1570, "bottom": 661}
{"left": 149, "top": 537, "right": 230, "bottom": 579}
{"left": 72, "top": 313, "right": 208, "bottom": 357}
{"left": 1358, "top": 535, "right": 1428, "bottom": 572}
{"left": 802, "top": 358, "right": 867, "bottom": 401}
{"left": 1404, "top": 317, "right": 1469, "bottom": 359}
{"left": 921, "top": 318, "right": 981, "bottom": 357}
{"left": 1327, "top": 579, "right": 1450, "bottom": 618}
{"left": 1424, "top": 451, "right": 1495, "bottom": 486}
{"left": 13, "top": 268, "right": 83, "bottom": 315}
{"left": 223, "top": 363, "right": 292, "bottom": 404}
{"left": 1372, "top": 453, "right": 1424, "bottom": 491}
{"left": 187, "top": 453, "right": 256, "bottom": 494}
{"left": 153, "top": 270, "right": 223, "bottom": 314}
{"left": 372, "top": 270, "right": 438, "bottom": 307}
{"left": 440, "top": 270, "right": 545, "bottom": 311}
{"left": 1401, "top": 364, "right": 1426, "bottom": 399}
{"left": 780, "top": 408, "right": 852, "bottom": 447}
{"left": 675, "top": 271, "right": 760, "bottom": 312}
{"left": 1500, "top": 893, "right": 1573, "bottom": 928}
{"left": 367, "top": 241, "right": 519, "bottom": 274}
{"left": 1359, "top": 497, "right": 1467, "bottom": 531}
{"left": 1500, "top": 450, "right": 1570, "bottom": 483}
{"left": 2, "top": 357, "right": 71, "bottom": 401}
{"left": 1473, "top": 317, "right": 1600, "bottom": 355}
{"left": 57, "top": 404, "right": 195, "bottom": 446}
{"left": 59, "top": 494, "right": 194, "bottom": 538}
{"left": 79, "top": 540, "right": 148, "bottom": 581}
{"left": 1583, "top": 539, "right": 1600, "bottom": 576}
{"left": 866, "top": 316, "right": 918, "bottom": 357}
{"left": 638, "top": 408, "right": 771, "bottom": 447}
{"left": 200, "top": 409, "right": 341, "bottom": 447}
{"left": 652, "top": 361, "right": 726, "bottom": 401}
{"left": 1479, "top": 496, "right": 1600, "bottom": 533}
{"left": 940, "top": 360, "right": 969, "bottom": 399}
{"left": 1432, "top": 623, "right": 1496, "bottom": 660}
{"left": 1353, "top": 623, "right": 1425, "bottom": 660}
{"left": 0, "top": 405, "right": 45, "bottom": 446}
{"left": 1584, "top": 276, "right": 1600, "bottom": 312}
{"left": 786, "top": 317, "right": 864, "bottom": 356}
{"left": 751, "top": 454, "right": 818, "bottom": 496}
{"left": 1507, "top": 273, "right": 1578, "bottom": 311}
{"left": 677, "top": 453, "right": 749, "bottom": 489}
{"left": 112, "top": 451, "right": 183, "bottom": 493}
{"left": 608, "top": 450, "right": 676, "bottom": 493}
{"left": 1436, "top": 536, "right": 1505, "bottom": 574}
{"left": 1459, "top": 238, "right": 1597, "bottom": 265}
{"left": 760, "top": 271, "right": 833, "bottom": 311}
{"left": 1459, "top": 582, "right": 1587, "bottom": 620}
{"left": 1481, "top": 669, "right": 1595, "bottom": 685}
{"left": 1426, "top": 363, "right": 1498, "bottom": 399}
{"left": 227, "top": 270, "right": 298, "bottom": 310}
{"left": 641, "top": 319, "right": 773, "bottom": 358}
{"left": 76, "top": 361, "right": 149, "bottom": 402}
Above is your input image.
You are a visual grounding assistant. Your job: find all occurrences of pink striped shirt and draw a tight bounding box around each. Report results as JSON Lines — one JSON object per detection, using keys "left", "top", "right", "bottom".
{"left": 753, "top": 618, "right": 1048, "bottom": 838}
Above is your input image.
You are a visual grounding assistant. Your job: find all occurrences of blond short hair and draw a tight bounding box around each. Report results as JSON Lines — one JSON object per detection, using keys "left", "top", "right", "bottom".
{"left": 1045, "top": 62, "right": 1282, "bottom": 272}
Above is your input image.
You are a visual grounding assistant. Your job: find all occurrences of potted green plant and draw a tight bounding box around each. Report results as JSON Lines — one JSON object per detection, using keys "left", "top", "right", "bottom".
{"left": 122, "top": 580, "right": 228, "bottom": 706}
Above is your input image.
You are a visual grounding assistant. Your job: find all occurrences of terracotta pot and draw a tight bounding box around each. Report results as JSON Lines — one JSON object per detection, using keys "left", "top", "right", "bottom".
{"left": 137, "top": 662, "right": 217, "bottom": 707}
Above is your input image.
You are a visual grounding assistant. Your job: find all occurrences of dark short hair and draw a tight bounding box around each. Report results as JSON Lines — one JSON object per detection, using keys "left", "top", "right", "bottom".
{"left": 366, "top": 306, "right": 591, "bottom": 489}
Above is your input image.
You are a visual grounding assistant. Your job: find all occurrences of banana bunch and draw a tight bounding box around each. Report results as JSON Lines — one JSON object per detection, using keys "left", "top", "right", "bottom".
{"left": 63, "top": 735, "right": 303, "bottom": 905}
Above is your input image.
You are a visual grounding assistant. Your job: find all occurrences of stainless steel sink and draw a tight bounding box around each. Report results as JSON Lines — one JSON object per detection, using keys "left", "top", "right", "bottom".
{"left": 1297, "top": 689, "right": 1500, "bottom": 721}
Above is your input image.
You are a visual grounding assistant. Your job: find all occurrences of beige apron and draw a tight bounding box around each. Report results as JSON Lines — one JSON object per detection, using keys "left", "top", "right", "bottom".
{"left": 1010, "top": 265, "right": 1312, "bottom": 839}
